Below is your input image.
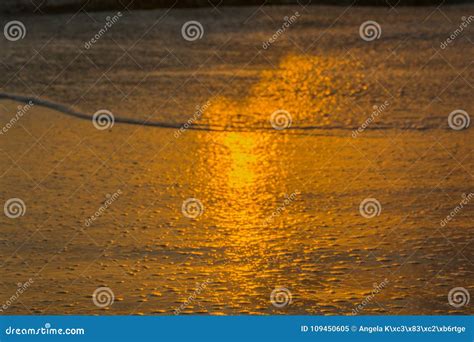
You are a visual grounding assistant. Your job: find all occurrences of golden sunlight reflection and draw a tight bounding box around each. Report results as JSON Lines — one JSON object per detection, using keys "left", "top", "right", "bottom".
{"left": 201, "top": 54, "right": 366, "bottom": 129}
{"left": 3, "top": 6, "right": 472, "bottom": 317}
{"left": 196, "top": 131, "right": 288, "bottom": 232}
{"left": 181, "top": 54, "right": 369, "bottom": 313}
{"left": 192, "top": 130, "right": 297, "bottom": 313}
{"left": 218, "top": 132, "right": 259, "bottom": 188}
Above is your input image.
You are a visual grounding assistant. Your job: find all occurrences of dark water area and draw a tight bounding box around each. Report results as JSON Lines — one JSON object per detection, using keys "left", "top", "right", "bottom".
{"left": 2, "top": 0, "right": 473, "bottom": 15}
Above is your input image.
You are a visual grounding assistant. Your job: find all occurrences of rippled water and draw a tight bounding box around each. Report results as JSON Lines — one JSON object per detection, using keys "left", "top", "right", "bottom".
{"left": 0, "top": 5, "right": 473, "bottom": 315}
{"left": 200, "top": 55, "right": 367, "bottom": 130}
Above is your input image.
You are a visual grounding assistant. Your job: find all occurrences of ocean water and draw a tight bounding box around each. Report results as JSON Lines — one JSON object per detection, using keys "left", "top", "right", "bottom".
{"left": 1, "top": 5, "right": 472, "bottom": 129}
{"left": 0, "top": 5, "right": 473, "bottom": 315}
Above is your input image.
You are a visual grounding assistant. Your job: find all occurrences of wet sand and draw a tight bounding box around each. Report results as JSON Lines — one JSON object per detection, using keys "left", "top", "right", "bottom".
{"left": 0, "top": 5, "right": 473, "bottom": 314}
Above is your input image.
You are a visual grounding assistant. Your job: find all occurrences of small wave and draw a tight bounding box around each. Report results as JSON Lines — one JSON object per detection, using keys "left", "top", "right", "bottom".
{"left": 0, "top": 92, "right": 436, "bottom": 134}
